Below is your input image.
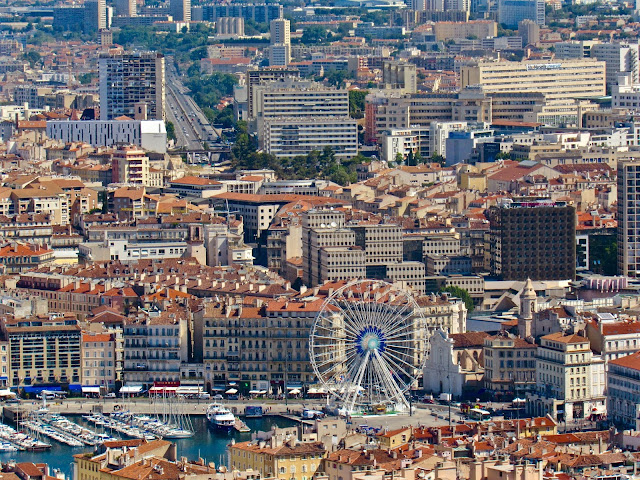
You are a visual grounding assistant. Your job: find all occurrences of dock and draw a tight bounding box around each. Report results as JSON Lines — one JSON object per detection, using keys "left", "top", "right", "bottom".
{"left": 233, "top": 418, "right": 251, "bottom": 433}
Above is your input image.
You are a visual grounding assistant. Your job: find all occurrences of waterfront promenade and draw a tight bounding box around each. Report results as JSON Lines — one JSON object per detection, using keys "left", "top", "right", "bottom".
{"left": 2, "top": 398, "right": 466, "bottom": 431}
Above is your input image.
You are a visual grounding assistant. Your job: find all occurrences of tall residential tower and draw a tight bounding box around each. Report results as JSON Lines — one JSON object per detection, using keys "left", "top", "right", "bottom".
{"left": 99, "top": 52, "right": 165, "bottom": 121}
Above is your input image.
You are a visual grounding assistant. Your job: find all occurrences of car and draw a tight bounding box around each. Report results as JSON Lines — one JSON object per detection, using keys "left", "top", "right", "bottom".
{"left": 105, "top": 393, "right": 116, "bottom": 398}
{"left": 213, "top": 394, "right": 224, "bottom": 400}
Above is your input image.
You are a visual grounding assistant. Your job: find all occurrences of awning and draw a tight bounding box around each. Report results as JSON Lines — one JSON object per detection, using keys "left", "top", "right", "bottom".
{"left": 591, "top": 406, "right": 606, "bottom": 415}
{"left": 176, "top": 386, "right": 202, "bottom": 395}
{"left": 69, "top": 384, "right": 82, "bottom": 392}
{"left": 308, "top": 388, "right": 327, "bottom": 394}
{"left": 289, "top": 389, "right": 300, "bottom": 395}
{"left": 149, "top": 386, "right": 178, "bottom": 393}
{"left": 82, "top": 386, "right": 101, "bottom": 394}
{"left": 212, "top": 385, "right": 226, "bottom": 391}
{"left": 226, "top": 388, "right": 238, "bottom": 394}
{"left": 23, "top": 385, "right": 61, "bottom": 394}
{"left": 249, "top": 390, "right": 262, "bottom": 394}
{"left": 120, "top": 385, "right": 143, "bottom": 394}
{"left": 0, "top": 389, "right": 16, "bottom": 397}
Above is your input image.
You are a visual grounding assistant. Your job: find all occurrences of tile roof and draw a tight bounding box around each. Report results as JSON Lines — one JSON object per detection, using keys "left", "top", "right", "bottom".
{"left": 609, "top": 350, "right": 640, "bottom": 371}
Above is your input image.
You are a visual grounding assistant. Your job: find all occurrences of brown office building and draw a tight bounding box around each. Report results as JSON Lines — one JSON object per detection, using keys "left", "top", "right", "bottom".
{"left": 487, "top": 200, "right": 576, "bottom": 281}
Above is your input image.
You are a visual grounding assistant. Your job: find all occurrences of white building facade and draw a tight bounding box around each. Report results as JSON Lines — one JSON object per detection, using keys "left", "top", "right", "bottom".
{"left": 46, "top": 120, "right": 167, "bottom": 153}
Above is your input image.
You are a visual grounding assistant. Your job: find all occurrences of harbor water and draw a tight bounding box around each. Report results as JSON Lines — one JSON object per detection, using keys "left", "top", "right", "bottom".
{"left": 0, "top": 414, "right": 298, "bottom": 478}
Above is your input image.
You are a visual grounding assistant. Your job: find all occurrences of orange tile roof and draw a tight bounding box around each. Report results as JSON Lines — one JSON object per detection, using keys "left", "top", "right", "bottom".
{"left": 82, "top": 333, "right": 113, "bottom": 343}
{"left": 0, "top": 244, "right": 52, "bottom": 257}
{"left": 610, "top": 350, "right": 640, "bottom": 371}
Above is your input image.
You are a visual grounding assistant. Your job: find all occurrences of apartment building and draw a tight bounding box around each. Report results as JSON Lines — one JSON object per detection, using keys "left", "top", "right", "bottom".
{"left": 46, "top": 120, "right": 167, "bottom": 154}
{"left": 528, "top": 332, "right": 606, "bottom": 421}
{"left": 197, "top": 301, "right": 319, "bottom": 394}
{"left": 590, "top": 43, "right": 640, "bottom": 88}
{"left": 5, "top": 315, "right": 82, "bottom": 387}
{"left": 111, "top": 146, "right": 150, "bottom": 185}
{"left": 123, "top": 310, "right": 188, "bottom": 385}
{"left": 170, "top": 0, "right": 190, "bottom": 21}
{"left": 246, "top": 68, "right": 301, "bottom": 120}
{"left": 99, "top": 52, "right": 166, "bottom": 121}
{"left": 82, "top": 332, "right": 116, "bottom": 389}
{"left": 198, "top": 3, "right": 283, "bottom": 23}
{"left": 211, "top": 193, "right": 344, "bottom": 243}
{"left": 10, "top": 189, "right": 69, "bottom": 226}
{"left": 382, "top": 61, "right": 417, "bottom": 93}
{"left": 364, "top": 91, "right": 490, "bottom": 145}
{"left": 498, "top": 0, "right": 544, "bottom": 27}
{"left": 483, "top": 333, "right": 537, "bottom": 396}
{"left": 618, "top": 159, "right": 640, "bottom": 277}
{"left": 229, "top": 439, "right": 326, "bottom": 480}
{"left": 304, "top": 227, "right": 357, "bottom": 287}
{"left": 612, "top": 73, "right": 640, "bottom": 110}
{"left": 0, "top": 243, "right": 54, "bottom": 274}
{"left": 253, "top": 79, "right": 358, "bottom": 158}
{"left": 607, "top": 350, "right": 640, "bottom": 429}
{"left": 586, "top": 315, "right": 640, "bottom": 364}
{"left": 460, "top": 59, "right": 606, "bottom": 101}
{"left": 262, "top": 117, "right": 358, "bottom": 159}
{"left": 432, "top": 20, "right": 497, "bottom": 40}
{"left": 487, "top": 200, "right": 576, "bottom": 281}
{"left": 269, "top": 18, "right": 290, "bottom": 66}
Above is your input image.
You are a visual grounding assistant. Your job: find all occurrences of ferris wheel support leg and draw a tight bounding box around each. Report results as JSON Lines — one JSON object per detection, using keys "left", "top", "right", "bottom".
{"left": 346, "top": 350, "right": 370, "bottom": 414}
{"left": 374, "top": 351, "right": 409, "bottom": 412}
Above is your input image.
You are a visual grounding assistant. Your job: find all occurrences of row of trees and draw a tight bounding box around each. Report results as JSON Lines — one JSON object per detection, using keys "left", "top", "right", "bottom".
{"left": 231, "top": 122, "right": 361, "bottom": 186}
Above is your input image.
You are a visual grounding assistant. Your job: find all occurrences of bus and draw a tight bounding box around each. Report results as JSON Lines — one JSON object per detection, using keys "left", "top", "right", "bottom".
{"left": 468, "top": 408, "right": 491, "bottom": 421}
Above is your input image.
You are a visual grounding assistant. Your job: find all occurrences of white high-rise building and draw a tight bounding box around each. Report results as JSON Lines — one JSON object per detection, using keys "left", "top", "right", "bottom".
{"left": 253, "top": 79, "right": 357, "bottom": 158}
{"left": 591, "top": 43, "right": 640, "bottom": 88}
{"left": 269, "top": 17, "right": 290, "bottom": 66}
{"left": 270, "top": 17, "right": 290, "bottom": 44}
{"left": 99, "top": 52, "right": 165, "bottom": 121}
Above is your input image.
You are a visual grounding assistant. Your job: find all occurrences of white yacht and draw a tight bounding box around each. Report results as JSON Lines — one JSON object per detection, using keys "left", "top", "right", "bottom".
{"left": 206, "top": 403, "right": 235, "bottom": 431}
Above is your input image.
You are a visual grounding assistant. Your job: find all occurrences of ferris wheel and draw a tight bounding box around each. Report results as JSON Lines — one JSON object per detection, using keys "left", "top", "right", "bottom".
{"left": 309, "top": 280, "right": 423, "bottom": 413}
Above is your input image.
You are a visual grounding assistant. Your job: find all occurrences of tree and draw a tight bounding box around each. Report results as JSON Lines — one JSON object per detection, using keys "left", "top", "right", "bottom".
{"left": 166, "top": 121, "right": 176, "bottom": 141}
{"left": 22, "top": 50, "right": 41, "bottom": 67}
{"left": 439, "top": 286, "right": 474, "bottom": 312}
{"left": 430, "top": 152, "right": 445, "bottom": 166}
{"left": 301, "top": 25, "right": 329, "bottom": 44}
{"left": 495, "top": 151, "right": 511, "bottom": 160}
{"left": 78, "top": 72, "right": 96, "bottom": 85}
{"left": 349, "top": 90, "right": 368, "bottom": 119}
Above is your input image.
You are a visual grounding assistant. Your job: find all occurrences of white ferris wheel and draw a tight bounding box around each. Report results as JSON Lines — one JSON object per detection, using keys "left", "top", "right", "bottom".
{"left": 309, "top": 280, "right": 423, "bottom": 414}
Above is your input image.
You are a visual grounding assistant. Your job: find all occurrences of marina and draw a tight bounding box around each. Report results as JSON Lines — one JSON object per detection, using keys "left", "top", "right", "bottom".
{"left": 0, "top": 414, "right": 298, "bottom": 476}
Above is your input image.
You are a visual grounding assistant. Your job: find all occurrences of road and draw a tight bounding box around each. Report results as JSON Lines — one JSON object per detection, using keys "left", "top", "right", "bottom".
{"left": 165, "top": 57, "right": 221, "bottom": 151}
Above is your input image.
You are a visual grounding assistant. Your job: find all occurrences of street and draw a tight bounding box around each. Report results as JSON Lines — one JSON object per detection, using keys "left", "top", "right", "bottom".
{"left": 165, "top": 57, "right": 221, "bottom": 151}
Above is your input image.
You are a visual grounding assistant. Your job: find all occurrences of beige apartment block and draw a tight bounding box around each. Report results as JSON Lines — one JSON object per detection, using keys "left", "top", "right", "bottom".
{"left": 433, "top": 20, "right": 497, "bottom": 41}
{"left": 461, "top": 59, "right": 606, "bottom": 101}
{"left": 82, "top": 332, "right": 116, "bottom": 388}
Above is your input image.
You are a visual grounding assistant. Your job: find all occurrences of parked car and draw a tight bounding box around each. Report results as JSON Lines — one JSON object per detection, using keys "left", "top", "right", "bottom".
{"left": 105, "top": 393, "right": 116, "bottom": 398}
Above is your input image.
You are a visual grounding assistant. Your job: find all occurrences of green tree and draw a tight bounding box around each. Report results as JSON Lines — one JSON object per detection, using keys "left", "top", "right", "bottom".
{"left": 78, "top": 72, "right": 96, "bottom": 85}
{"left": 166, "top": 121, "right": 176, "bottom": 141}
{"left": 349, "top": 90, "right": 368, "bottom": 119}
{"left": 301, "top": 25, "right": 329, "bottom": 44}
{"left": 439, "top": 286, "right": 474, "bottom": 312}
{"left": 430, "top": 153, "right": 445, "bottom": 166}
{"left": 22, "top": 50, "right": 41, "bottom": 67}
